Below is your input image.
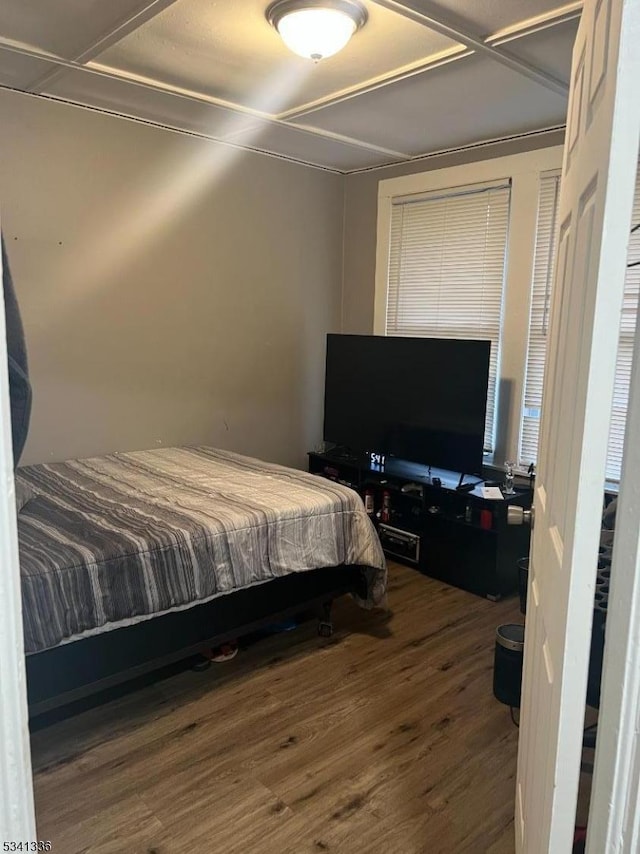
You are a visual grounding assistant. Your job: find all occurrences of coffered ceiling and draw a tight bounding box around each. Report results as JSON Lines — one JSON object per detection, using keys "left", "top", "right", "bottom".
{"left": 0, "top": 0, "right": 580, "bottom": 172}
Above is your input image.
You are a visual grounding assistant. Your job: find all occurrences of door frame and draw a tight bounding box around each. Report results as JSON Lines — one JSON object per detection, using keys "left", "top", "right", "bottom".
{"left": 0, "top": 238, "right": 36, "bottom": 839}
{"left": 587, "top": 158, "right": 640, "bottom": 854}
{"left": 0, "top": 5, "right": 639, "bottom": 837}
{"left": 573, "top": 0, "right": 640, "bottom": 848}
{"left": 588, "top": 302, "right": 640, "bottom": 849}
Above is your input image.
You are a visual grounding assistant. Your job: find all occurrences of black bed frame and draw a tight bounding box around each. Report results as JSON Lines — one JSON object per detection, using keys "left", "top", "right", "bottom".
{"left": 26, "top": 564, "right": 367, "bottom": 718}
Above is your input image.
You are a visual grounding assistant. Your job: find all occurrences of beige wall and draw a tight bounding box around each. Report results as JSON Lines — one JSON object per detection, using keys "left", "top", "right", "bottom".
{"left": 342, "top": 129, "right": 566, "bottom": 334}
{"left": 0, "top": 90, "right": 344, "bottom": 468}
{"left": 0, "top": 90, "right": 566, "bottom": 470}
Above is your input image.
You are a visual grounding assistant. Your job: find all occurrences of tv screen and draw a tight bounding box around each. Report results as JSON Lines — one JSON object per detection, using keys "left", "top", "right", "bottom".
{"left": 323, "top": 334, "right": 490, "bottom": 474}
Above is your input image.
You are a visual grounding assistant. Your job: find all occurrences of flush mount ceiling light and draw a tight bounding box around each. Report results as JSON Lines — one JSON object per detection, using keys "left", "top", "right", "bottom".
{"left": 267, "top": 0, "right": 367, "bottom": 62}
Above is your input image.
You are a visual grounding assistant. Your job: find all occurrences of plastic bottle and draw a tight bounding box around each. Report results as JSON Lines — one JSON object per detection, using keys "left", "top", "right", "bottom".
{"left": 364, "top": 489, "right": 375, "bottom": 516}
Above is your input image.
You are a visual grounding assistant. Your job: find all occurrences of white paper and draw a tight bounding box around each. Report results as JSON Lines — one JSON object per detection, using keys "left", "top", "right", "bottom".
{"left": 481, "top": 486, "right": 504, "bottom": 500}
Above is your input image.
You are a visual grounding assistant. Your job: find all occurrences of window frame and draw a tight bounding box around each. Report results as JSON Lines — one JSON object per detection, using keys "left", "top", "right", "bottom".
{"left": 374, "top": 146, "right": 564, "bottom": 466}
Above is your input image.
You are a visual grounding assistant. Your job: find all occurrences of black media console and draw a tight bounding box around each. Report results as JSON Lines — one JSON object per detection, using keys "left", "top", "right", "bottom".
{"left": 308, "top": 450, "right": 532, "bottom": 600}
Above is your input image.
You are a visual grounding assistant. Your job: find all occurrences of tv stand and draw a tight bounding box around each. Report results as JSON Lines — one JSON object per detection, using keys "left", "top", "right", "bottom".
{"left": 308, "top": 450, "right": 531, "bottom": 600}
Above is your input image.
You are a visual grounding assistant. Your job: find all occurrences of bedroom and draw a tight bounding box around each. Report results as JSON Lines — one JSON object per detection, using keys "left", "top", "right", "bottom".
{"left": 1, "top": 0, "right": 640, "bottom": 852}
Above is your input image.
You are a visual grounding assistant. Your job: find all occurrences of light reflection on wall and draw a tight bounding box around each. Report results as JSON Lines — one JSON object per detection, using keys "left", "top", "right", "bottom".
{"left": 49, "top": 59, "right": 312, "bottom": 306}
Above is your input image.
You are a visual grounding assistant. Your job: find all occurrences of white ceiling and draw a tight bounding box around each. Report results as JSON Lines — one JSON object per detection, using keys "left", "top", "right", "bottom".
{"left": 0, "top": 0, "right": 580, "bottom": 172}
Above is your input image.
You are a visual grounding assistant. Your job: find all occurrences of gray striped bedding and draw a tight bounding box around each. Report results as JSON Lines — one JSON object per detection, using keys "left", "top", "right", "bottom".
{"left": 16, "top": 446, "right": 387, "bottom": 654}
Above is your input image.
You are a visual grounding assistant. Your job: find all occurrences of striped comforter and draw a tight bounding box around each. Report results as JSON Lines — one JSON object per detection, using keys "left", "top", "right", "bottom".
{"left": 16, "top": 447, "right": 386, "bottom": 654}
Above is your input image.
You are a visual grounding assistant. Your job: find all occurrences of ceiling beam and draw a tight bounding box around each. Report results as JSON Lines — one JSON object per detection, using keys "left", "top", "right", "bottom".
{"left": 345, "top": 124, "right": 567, "bottom": 174}
{"left": 0, "top": 86, "right": 349, "bottom": 173}
{"left": 0, "top": 38, "right": 410, "bottom": 161}
{"left": 0, "top": 1, "right": 578, "bottom": 166}
{"left": 27, "top": 0, "right": 183, "bottom": 95}
{"left": 369, "top": 0, "right": 571, "bottom": 96}
{"left": 281, "top": 4, "right": 578, "bottom": 121}
{"left": 0, "top": 36, "right": 268, "bottom": 118}
{"left": 488, "top": 2, "right": 582, "bottom": 45}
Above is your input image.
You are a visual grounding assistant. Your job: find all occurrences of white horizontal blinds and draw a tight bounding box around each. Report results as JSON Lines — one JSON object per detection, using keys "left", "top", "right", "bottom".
{"left": 386, "top": 181, "right": 511, "bottom": 452}
{"left": 606, "top": 164, "right": 640, "bottom": 482}
{"left": 519, "top": 174, "right": 561, "bottom": 466}
{"left": 519, "top": 166, "right": 640, "bottom": 481}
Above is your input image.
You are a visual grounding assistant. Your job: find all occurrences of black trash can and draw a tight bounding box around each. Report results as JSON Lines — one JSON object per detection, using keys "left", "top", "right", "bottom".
{"left": 518, "top": 558, "right": 529, "bottom": 615}
{"left": 493, "top": 623, "right": 525, "bottom": 708}
{"left": 587, "top": 604, "right": 606, "bottom": 709}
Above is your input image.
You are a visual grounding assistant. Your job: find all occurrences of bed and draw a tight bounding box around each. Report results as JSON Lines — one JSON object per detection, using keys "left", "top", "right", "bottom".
{"left": 16, "top": 446, "right": 387, "bottom": 716}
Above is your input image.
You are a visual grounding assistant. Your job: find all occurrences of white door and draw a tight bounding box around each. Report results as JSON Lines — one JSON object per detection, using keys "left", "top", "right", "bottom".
{"left": 0, "top": 238, "right": 36, "bottom": 838}
{"left": 516, "top": 0, "right": 640, "bottom": 850}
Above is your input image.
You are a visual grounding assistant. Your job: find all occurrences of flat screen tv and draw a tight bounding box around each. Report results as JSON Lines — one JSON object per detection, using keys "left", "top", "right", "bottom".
{"left": 323, "top": 334, "right": 490, "bottom": 475}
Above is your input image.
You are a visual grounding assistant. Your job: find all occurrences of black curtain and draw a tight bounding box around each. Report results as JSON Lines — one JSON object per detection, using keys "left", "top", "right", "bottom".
{"left": 2, "top": 236, "right": 32, "bottom": 466}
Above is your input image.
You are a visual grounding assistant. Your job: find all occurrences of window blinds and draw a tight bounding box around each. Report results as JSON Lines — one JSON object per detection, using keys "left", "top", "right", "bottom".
{"left": 607, "top": 167, "right": 640, "bottom": 482}
{"left": 386, "top": 181, "right": 511, "bottom": 451}
{"left": 520, "top": 166, "right": 640, "bottom": 483}
{"left": 519, "top": 174, "right": 561, "bottom": 466}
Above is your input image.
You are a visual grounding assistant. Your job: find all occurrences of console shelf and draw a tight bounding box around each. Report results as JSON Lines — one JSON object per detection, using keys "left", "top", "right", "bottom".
{"left": 308, "top": 450, "right": 532, "bottom": 600}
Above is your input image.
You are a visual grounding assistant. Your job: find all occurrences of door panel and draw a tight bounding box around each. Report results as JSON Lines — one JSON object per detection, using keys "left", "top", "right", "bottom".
{"left": 516, "top": 0, "right": 640, "bottom": 850}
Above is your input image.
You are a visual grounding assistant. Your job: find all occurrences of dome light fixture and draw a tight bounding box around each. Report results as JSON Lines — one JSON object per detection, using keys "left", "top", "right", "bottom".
{"left": 267, "top": 0, "right": 368, "bottom": 62}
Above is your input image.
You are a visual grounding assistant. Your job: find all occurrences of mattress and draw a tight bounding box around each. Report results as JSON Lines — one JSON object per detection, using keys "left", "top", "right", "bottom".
{"left": 16, "top": 446, "right": 386, "bottom": 654}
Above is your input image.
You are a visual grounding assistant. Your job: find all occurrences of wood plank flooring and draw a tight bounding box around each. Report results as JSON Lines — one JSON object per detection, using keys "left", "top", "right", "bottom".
{"left": 31, "top": 562, "right": 521, "bottom": 854}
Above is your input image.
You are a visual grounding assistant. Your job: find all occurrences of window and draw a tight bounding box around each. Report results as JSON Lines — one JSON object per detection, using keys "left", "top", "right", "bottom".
{"left": 385, "top": 180, "right": 511, "bottom": 451}
{"left": 519, "top": 165, "right": 640, "bottom": 482}
{"left": 609, "top": 169, "right": 640, "bottom": 481}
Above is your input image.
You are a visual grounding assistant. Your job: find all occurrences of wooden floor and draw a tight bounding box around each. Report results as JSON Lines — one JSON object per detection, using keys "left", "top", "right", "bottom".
{"left": 31, "top": 562, "right": 521, "bottom": 854}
